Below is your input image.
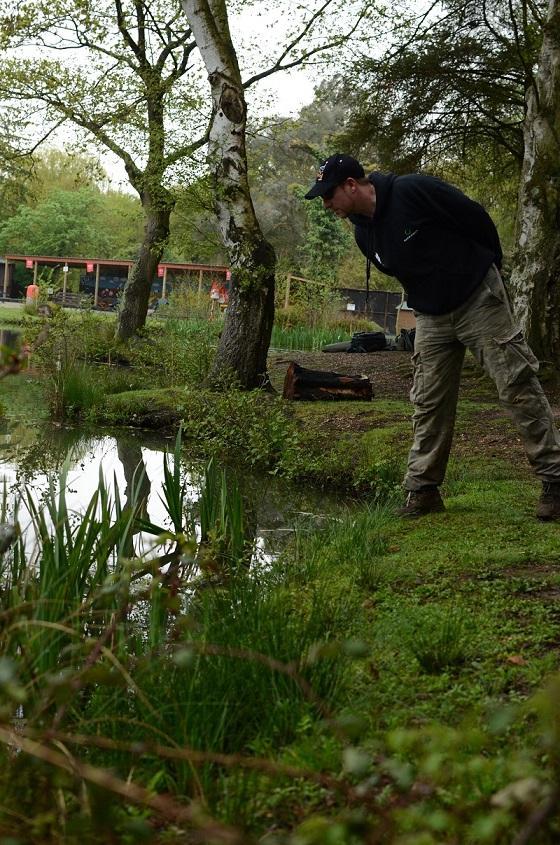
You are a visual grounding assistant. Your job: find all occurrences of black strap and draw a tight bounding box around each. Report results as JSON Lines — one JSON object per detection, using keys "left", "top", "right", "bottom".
{"left": 365, "top": 220, "right": 374, "bottom": 305}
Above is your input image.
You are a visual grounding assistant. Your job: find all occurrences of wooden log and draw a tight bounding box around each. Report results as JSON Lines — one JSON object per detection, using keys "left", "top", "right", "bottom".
{"left": 283, "top": 361, "right": 373, "bottom": 401}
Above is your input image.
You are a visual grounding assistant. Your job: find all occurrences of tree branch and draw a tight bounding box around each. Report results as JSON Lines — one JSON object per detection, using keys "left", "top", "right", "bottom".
{"left": 243, "top": 6, "right": 367, "bottom": 89}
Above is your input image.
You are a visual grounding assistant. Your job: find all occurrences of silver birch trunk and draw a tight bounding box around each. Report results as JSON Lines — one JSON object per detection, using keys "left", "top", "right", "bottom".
{"left": 510, "top": 0, "right": 560, "bottom": 362}
{"left": 181, "top": 0, "right": 276, "bottom": 389}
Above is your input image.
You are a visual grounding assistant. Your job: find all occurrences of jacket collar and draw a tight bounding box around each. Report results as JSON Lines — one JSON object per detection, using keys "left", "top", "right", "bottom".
{"left": 348, "top": 171, "right": 396, "bottom": 227}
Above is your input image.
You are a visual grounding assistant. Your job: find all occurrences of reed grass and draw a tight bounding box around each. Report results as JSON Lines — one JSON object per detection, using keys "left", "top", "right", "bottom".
{"left": 270, "top": 324, "right": 350, "bottom": 351}
{"left": 0, "top": 436, "right": 355, "bottom": 835}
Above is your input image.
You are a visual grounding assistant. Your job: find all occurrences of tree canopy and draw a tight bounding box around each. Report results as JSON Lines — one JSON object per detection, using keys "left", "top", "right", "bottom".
{"left": 333, "top": 0, "right": 547, "bottom": 172}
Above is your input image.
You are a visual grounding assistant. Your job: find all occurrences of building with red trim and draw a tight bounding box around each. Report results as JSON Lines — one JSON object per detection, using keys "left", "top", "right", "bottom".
{"left": 1, "top": 254, "right": 229, "bottom": 307}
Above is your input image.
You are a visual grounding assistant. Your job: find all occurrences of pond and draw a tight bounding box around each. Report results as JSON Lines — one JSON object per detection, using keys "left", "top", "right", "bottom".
{"left": 1, "top": 422, "right": 337, "bottom": 564}
{"left": 1, "top": 328, "right": 340, "bottom": 566}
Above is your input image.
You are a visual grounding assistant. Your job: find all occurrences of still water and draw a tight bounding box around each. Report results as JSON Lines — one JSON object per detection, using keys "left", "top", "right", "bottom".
{"left": 1, "top": 423, "right": 333, "bottom": 563}
{"left": 1, "top": 324, "right": 337, "bottom": 564}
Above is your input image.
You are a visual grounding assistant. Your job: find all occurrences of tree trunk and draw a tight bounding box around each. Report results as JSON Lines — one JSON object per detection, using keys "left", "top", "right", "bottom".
{"left": 181, "top": 0, "right": 276, "bottom": 389}
{"left": 116, "top": 196, "right": 173, "bottom": 341}
{"left": 510, "top": 0, "right": 560, "bottom": 363}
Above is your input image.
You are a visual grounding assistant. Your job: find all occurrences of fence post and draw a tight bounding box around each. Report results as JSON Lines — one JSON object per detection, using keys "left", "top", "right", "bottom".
{"left": 94, "top": 263, "right": 100, "bottom": 306}
{"left": 284, "top": 273, "right": 291, "bottom": 309}
{"left": 197, "top": 268, "right": 203, "bottom": 301}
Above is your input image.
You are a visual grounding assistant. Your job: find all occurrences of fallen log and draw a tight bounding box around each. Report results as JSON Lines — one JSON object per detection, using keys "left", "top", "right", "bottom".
{"left": 283, "top": 362, "right": 373, "bottom": 401}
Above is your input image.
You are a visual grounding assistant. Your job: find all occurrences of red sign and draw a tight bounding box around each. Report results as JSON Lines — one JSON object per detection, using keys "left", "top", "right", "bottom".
{"left": 157, "top": 266, "right": 165, "bottom": 277}
{"left": 225, "top": 270, "right": 232, "bottom": 281}
{"left": 86, "top": 262, "right": 94, "bottom": 273}
{"left": 25, "top": 259, "right": 34, "bottom": 269}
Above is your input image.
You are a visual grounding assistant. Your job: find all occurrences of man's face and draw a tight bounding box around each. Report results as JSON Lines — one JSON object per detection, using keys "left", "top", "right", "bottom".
{"left": 322, "top": 179, "right": 357, "bottom": 217}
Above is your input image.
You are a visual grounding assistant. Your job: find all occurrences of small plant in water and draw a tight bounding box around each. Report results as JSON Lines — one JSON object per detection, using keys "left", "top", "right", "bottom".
{"left": 401, "top": 606, "right": 469, "bottom": 673}
{"left": 198, "top": 457, "right": 248, "bottom": 570}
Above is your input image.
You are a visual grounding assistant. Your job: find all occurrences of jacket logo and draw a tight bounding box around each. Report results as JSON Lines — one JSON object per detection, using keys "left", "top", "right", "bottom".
{"left": 404, "top": 227, "right": 419, "bottom": 243}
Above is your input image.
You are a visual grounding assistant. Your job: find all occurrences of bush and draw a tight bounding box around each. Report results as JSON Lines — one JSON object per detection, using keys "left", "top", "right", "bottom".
{"left": 122, "top": 318, "right": 220, "bottom": 387}
{"left": 180, "top": 388, "right": 300, "bottom": 469}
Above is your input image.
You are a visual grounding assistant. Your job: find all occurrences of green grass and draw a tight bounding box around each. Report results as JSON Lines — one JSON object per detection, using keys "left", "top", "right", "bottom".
{"left": 270, "top": 324, "right": 354, "bottom": 351}
{"left": 267, "top": 469, "right": 560, "bottom": 842}
{"left": 4, "top": 355, "right": 560, "bottom": 841}
{"left": 0, "top": 304, "right": 25, "bottom": 323}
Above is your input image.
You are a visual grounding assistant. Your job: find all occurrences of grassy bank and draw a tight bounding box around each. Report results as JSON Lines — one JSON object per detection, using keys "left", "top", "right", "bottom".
{"left": 4, "top": 320, "right": 560, "bottom": 841}
{"left": 1, "top": 436, "right": 560, "bottom": 842}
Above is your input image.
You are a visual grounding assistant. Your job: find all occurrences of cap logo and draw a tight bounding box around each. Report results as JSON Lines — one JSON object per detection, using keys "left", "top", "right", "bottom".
{"left": 316, "top": 164, "right": 326, "bottom": 182}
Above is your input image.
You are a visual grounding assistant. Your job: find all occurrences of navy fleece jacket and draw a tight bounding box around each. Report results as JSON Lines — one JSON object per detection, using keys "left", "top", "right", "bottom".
{"left": 349, "top": 172, "right": 503, "bottom": 315}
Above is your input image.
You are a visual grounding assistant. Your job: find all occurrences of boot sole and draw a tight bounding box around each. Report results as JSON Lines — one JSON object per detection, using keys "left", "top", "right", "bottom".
{"left": 397, "top": 505, "right": 445, "bottom": 519}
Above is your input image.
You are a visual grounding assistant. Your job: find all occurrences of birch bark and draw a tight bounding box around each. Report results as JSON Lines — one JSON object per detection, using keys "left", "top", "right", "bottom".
{"left": 181, "top": 0, "right": 275, "bottom": 388}
{"left": 510, "top": 0, "right": 560, "bottom": 362}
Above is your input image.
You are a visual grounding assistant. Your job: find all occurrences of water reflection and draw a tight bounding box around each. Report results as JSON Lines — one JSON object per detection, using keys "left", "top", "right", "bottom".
{"left": 0, "top": 422, "right": 335, "bottom": 566}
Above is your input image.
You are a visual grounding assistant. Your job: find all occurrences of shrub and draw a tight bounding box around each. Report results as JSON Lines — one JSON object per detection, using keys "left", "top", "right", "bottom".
{"left": 180, "top": 388, "right": 300, "bottom": 469}
{"left": 122, "top": 318, "right": 220, "bottom": 387}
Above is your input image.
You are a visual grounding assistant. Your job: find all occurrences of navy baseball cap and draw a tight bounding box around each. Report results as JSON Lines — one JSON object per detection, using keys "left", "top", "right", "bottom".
{"left": 304, "top": 154, "right": 365, "bottom": 199}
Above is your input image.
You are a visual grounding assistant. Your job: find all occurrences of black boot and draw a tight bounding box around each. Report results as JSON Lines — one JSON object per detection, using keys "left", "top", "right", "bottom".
{"left": 536, "top": 482, "right": 560, "bottom": 521}
{"left": 396, "top": 487, "right": 445, "bottom": 518}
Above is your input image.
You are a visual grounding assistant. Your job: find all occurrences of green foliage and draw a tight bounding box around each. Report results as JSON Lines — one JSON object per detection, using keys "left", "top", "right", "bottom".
{"left": 292, "top": 185, "right": 353, "bottom": 299}
{"left": 4, "top": 391, "right": 560, "bottom": 840}
{"left": 334, "top": 0, "right": 539, "bottom": 172}
{"left": 23, "top": 310, "right": 221, "bottom": 420}
{"left": 23, "top": 308, "right": 112, "bottom": 418}
{"left": 167, "top": 180, "right": 226, "bottom": 264}
{"left": 1, "top": 463, "right": 139, "bottom": 680}
{"left": 58, "top": 365, "right": 107, "bottom": 417}
{"left": 180, "top": 388, "right": 300, "bottom": 470}
{"left": 0, "top": 187, "right": 139, "bottom": 258}
{"left": 0, "top": 446, "right": 355, "bottom": 835}
{"left": 291, "top": 505, "right": 392, "bottom": 585}
{"left": 122, "top": 318, "right": 220, "bottom": 388}
{"left": 400, "top": 606, "right": 469, "bottom": 674}
{"left": 270, "top": 324, "right": 352, "bottom": 351}
{"left": 273, "top": 303, "right": 374, "bottom": 334}
{"left": 198, "top": 457, "right": 248, "bottom": 568}
{"left": 30, "top": 149, "right": 108, "bottom": 201}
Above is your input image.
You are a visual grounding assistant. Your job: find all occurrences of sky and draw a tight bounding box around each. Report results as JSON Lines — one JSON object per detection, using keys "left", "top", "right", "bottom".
{"left": 19, "top": 0, "right": 357, "bottom": 191}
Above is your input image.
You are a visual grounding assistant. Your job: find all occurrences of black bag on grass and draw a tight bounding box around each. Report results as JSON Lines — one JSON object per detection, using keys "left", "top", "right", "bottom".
{"left": 348, "top": 331, "right": 388, "bottom": 353}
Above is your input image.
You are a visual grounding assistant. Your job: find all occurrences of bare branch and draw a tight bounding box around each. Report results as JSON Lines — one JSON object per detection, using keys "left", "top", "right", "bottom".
{"left": 0, "top": 727, "right": 244, "bottom": 843}
{"left": 114, "top": 0, "right": 144, "bottom": 65}
{"left": 243, "top": 5, "right": 367, "bottom": 89}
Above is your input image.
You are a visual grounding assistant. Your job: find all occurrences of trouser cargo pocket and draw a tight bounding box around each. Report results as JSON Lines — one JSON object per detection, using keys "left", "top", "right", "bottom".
{"left": 492, "top": 328, "right": 539, "bottom": 388}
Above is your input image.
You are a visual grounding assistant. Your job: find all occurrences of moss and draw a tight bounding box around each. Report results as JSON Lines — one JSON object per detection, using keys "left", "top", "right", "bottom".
{"left": 96, "top": 387, "right": 187, "bottom": 428}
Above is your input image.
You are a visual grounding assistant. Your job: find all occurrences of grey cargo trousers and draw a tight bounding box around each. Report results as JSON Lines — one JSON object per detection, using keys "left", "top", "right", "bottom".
{"left": 405, "top": 264, "right": 560, "bottom": 490}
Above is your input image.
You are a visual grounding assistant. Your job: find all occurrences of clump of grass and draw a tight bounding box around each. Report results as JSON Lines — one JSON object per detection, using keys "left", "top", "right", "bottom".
{"left": 292, "top": 504, "right": 392, "bottom": 584}
{"left": 270, "top": 324, "right": 351, "bottom": 351}
{"left": 198, "top": 457, "right": 248, "bottom": 569}
{"left": 401, "top": 606, "right": 469, "bottom": 673}
{"left": 57, "top": 365, "right": 105, "bottom": 417}
{"left": 354, "top": 557, "right": 388, "bottom": 591}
